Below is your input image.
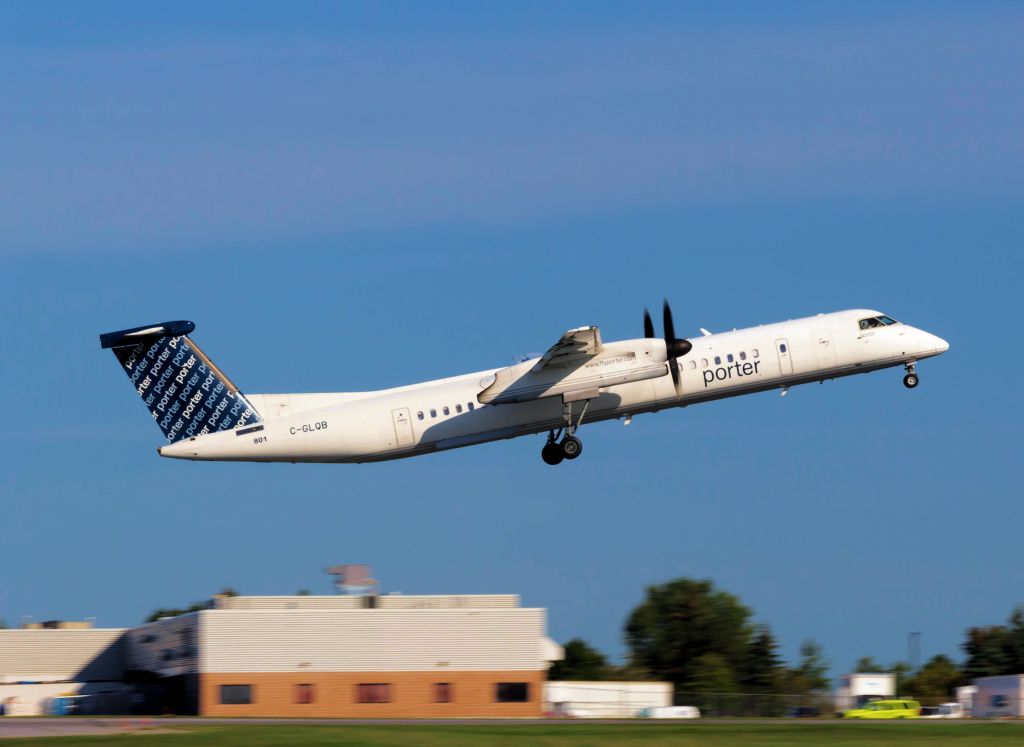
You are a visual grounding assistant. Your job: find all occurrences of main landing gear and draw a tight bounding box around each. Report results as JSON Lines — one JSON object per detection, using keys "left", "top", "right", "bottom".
{"left": 903, "top": 362, "right": 919, "bottom": 389}
{"left": 541, "top": 398, "right": 590, "bottom": 465}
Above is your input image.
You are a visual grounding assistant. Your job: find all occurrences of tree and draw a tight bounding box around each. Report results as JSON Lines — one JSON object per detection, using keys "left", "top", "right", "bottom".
{"left": 625, "top": 578, "right": 753, "bottom": 688}
{"left": 890, "top": 661, "right": 911, "bottom": 695}
{"left": 144, "top": 588, "right": 240, "bottom": 623}
{"left": 548, "top": 638, "right": 610, "bottom": 681}
{"left": 963, "top": 625, "right": 1012, "bottom": 678}
{"left": 853, "top": 656, "right": 886, "bottom": 673}
{"left": 962, "top": 605, "right": 1024, "bottom": 678}
{"left": 685, "top": 653, "right": 738, "bottom": 693}
{"left": 791, "top": 639, "right": 831, "bottom": 693}
{"left": 905, "top": 655, "right": 962, "bottom": 704}
{"left": 742, "top": 626, "right": 784, "bottom": 693}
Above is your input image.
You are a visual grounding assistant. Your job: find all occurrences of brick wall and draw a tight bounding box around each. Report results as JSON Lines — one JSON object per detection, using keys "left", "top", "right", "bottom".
{"left": 200, "top": 670, "right": 544, "bottom": 717}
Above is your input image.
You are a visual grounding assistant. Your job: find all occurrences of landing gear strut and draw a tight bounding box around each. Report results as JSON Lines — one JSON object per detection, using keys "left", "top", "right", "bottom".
{"left": 903, "top": 362, "right": 919, "bottom": 389}
{"left": 540, "top": 397, "right": 591, "bottom": 464}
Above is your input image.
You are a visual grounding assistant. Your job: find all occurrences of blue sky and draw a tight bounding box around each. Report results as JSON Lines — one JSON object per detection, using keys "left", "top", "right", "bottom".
{"left": 1, "top": 2, "right": 1022, "bottom": 681}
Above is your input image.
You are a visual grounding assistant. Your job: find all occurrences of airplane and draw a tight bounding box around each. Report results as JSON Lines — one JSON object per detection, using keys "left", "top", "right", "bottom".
{"left": 99, "top": 303, "right": 948, "bottom": 465}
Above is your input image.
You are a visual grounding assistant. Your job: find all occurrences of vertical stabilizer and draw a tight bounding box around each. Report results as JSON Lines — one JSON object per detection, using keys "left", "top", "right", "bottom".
{"left": 100, "top": 321, "right": 261, "bottom": 443}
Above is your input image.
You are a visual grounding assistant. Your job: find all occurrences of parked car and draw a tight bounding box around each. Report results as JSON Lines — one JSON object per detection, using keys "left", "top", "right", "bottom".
{"left": 786, "top": 706, "right": 821, "bottom": 718}
{"left": 918, "top": 702, "right": 964, "bottom": 719}
{"left": 636, "top": 706, "right": 701, "bottom": 719}
{"left": 842, "top": 699, "right": 921, "bottom": 719}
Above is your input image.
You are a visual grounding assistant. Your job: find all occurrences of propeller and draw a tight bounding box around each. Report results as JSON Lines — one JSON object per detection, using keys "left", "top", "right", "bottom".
{"left": 644, "top": 300, "right": 693, "bottom": 393}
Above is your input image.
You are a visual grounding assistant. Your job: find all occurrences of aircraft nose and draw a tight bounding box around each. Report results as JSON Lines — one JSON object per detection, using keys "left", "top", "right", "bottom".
{"left": 923, "top": 332, "right": 949, "bottom": 355}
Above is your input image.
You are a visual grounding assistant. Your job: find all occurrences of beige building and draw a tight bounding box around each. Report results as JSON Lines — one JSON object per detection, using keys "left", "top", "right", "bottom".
{"left": 1, "top": 594, "right": 562, "bottom": 717}
{"left": 0, "top": 627, "right": 128, "bottom": 715}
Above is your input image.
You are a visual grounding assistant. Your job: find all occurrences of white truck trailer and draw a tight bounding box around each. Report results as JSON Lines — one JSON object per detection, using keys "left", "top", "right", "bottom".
{"left": 834, "top": 673, "right": 896, "bottom": 713}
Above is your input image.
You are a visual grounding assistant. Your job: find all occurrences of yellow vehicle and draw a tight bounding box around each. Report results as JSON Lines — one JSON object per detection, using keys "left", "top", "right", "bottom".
{"left": 843, "top": 699, "right": 921, "bottom": 719}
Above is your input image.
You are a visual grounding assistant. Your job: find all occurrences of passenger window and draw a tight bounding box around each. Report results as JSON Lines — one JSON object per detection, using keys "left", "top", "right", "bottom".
{"left": 714, "top": 356, "right": 721, "bottom": 365}
{"left": 443, "top": 406, "right": 450, "bottom": 416}
{"left": 701, "top": 358, "right": 708, "bottom": 368}
{"left": 739, "top": 351, "right": 747, "bottom": 361}
{"left": 779, "top": 343, "right": 787, "bottom": 353}
{"left": 455, "top": 404, "right": 463, "bottom": 413}
{"left": 752, "top": 349, "right": 759, "bottom": 358}
{"left": 467, "top": 402, "right": 475, "bottom": 411}
{"left": 688, "top": 360, "right": 696, "bottom": 370}
{"left": 727, "top": 354, "right": 734, "bottom": 363}
{"left": 417, "top": 411, "right": 424, "bottom": 421}
{"left": 430, "top": 409, "right": 437, "bottom": 418}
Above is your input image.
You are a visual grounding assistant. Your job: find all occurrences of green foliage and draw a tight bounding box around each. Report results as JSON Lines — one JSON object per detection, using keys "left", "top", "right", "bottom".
{"left": 904, "top": 655, "right": 963, "bottom": 704}
{"left": 144, "top": 588, "right": 240, "bottom": 623}
{"left": 624, "top": 577, "right": 797, "bottom": 695}
{"left": 794, "top": 639, "right": 831, "bottom": 692}
{"left": 742, "top": 626, "right": 783, "bottom": 693}
{"left": 853, "top": 656, "right": 886, "bottom": 673}
{"left": 962, "top": 606, "right": 1024, "bottom": 678}
{"left": 685, "top": 652, "right": 739, "bottom": 693}
{"left": 548, "top": 638, "right": 610, "bottom": 681}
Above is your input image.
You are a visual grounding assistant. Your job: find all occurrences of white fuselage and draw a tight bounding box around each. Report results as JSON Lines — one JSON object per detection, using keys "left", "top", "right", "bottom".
{"left": 158, "top": 309, "right": 948, "bottom": 463}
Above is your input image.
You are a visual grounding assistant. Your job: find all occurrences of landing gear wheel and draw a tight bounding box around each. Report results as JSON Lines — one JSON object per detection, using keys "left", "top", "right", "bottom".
{"left": 903, "top": 373, "right": 919, "bottom": 389}
{"left": 560, "top": 435, "right": 583, "bottom": 460}
{"left": 541, "top": 442, "right": 564, "bottom": 465}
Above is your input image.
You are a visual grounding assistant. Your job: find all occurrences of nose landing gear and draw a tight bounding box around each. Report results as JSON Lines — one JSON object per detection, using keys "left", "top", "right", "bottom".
{"left": 903, "top": 362, "right": 919, "bottom": 389}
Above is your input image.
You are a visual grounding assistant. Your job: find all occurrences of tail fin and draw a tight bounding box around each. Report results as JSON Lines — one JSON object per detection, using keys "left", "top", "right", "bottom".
{"left": 100, "top": 321, "right": 261, "bottom": 443}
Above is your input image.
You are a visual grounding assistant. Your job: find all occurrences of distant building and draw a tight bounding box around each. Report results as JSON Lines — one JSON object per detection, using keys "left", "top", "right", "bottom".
{"left": 0, "top": 627, "right": 129, "bottom": 716}
{"left": 972, "top": 675, "right": 1024, "bottom": 718}
{"left": 0, "top": 594, "right": 563, "bottom": 717}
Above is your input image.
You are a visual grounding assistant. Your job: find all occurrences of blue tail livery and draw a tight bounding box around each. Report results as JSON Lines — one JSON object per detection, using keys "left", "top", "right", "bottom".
{"left": 100, "top": 321, "right": 261, "bottom": 443}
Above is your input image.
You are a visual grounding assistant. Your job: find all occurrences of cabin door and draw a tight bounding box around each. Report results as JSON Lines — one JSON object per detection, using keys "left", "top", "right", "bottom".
{"left": 775, "top": 338, "right": 793, "bottom": 375}
{"left": 391, "top": 408, "right": 415, "bottom": 447}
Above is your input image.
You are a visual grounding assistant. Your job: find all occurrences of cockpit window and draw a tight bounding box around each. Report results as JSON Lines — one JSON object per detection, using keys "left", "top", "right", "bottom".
{"left": 859, "top": 315, "right": 899, "bottom": 330}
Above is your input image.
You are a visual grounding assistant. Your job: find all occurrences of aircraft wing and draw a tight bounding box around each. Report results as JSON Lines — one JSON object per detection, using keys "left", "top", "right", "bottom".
{"left": 531, "top": 326, "right": 603, "bottom": 371}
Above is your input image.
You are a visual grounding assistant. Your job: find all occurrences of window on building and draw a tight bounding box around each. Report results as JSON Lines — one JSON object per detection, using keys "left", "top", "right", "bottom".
{"left": 455, "top": 404, "right": 463, "bottom": 413}
{"left": 356, "top": 684, "right": 391, "bottom": 704}
{"left": 295, "top": 683, "right": 315, "bottom": 704}
{"left": 430, "top": 409, "right": 437, "bottom": 418}
{"left": 495, "top": 682, "right": 529, "bottom": 703}
{"left": 220, "top": 685, "right": 252, "bottom": 705}
{"left": 417, "top": 411, "right": 424, "bottom": 421}
{"left": 443, "top": 406, "right": 450, "bottom": 416}
{"left": 727, "top": 353, "right": 734, "bottom": 363}
{"left": 434, "top": 682, "right": 453, "bottom": 703}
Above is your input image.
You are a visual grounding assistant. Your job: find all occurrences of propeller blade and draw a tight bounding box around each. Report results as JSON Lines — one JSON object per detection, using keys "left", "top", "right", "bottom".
{"left": 643, "top": 309, "right": 655, "bottom": 339}
{"left": 662, "top": 300, "right": 675, "bottom": 342}
{"left": 669, "top": 358, "right": 680, "bottom": 386}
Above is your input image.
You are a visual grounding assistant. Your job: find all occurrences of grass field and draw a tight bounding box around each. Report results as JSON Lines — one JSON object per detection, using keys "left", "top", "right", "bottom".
{"left": 3, "top": 723, "right": 1024, "bottom": 747}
